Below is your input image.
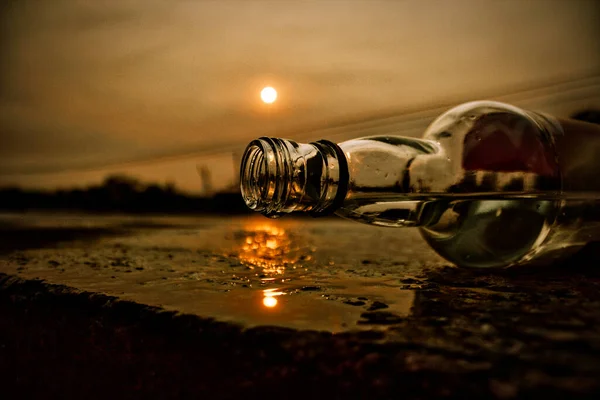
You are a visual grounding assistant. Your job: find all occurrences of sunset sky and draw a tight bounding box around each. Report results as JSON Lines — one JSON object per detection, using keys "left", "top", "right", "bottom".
{"left": 1, "top": 0, "right": 599, "bottom": 194}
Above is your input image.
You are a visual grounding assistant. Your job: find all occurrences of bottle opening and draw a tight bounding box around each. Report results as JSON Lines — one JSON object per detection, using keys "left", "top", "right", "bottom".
{"left": 240, "top": 138, "right": 295, "bottom": 217}
{"left": 240, "top": 137, "right": 348, "bottom": 218}
{"left": 240, "top": 140, "right": 271, "bottom": 212}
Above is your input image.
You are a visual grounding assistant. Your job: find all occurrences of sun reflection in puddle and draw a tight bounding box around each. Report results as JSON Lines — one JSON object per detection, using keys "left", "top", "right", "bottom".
{"left": 238, "top": 223, "right": 301, "bottom": 275}
{"left": 262, "top": 296, "right": 278, "bottom": 308}
{"left": 262, "top": 288, "right": 285, "bottom": 309}
{"left": 224, "top": 221, "right": 417, "bottom": 330}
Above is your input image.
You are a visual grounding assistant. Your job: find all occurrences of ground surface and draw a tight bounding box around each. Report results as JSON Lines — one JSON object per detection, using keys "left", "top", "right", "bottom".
{"left": 1, "top": 213, "right": 599, "bottom": 399}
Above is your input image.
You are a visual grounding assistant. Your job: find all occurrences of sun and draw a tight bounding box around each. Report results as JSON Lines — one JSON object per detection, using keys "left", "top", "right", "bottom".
{"left": 260, "top": 86, "right": 277, "bottom": 104}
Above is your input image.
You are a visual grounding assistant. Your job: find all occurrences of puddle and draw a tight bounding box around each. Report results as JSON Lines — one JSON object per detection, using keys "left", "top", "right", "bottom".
{"left": 107, "top": 276, "right": 415, "bottom": 332}
{"left": 1, "top": 214, "right": 438, "bottom": 332}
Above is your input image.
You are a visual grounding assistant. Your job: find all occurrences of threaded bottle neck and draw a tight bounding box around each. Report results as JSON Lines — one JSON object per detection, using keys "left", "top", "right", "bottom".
{"left": 240, "top": 137, "right": 348, "bottom": 217}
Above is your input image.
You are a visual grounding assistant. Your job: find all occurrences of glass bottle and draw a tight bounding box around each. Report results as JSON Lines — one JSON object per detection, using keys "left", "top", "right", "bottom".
{"left": 239, "top": 101, "right": 600, "bottom": 268}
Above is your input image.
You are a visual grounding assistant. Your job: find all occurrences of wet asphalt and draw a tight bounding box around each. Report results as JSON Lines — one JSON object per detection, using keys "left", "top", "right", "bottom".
{"left": 1, "top": 213, "right": 600, "bottom": 399}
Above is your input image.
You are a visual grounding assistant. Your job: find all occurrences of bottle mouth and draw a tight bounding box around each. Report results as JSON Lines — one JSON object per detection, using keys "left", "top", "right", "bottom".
{"left": 240, "top": 142, "right": 267, "bottom": 210}
{"left": 239, "top": 138, "right": 292, "bottom": 216}
{"left": 240, "top": 137, "right": 349, "bottom": 218}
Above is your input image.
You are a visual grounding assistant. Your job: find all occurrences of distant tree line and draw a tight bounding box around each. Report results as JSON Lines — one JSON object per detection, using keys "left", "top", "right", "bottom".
{"left": 0, "top": 174, "right": 250, "bottom": 215}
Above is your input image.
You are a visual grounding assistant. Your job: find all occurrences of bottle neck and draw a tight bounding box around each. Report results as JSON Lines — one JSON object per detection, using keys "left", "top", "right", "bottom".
{"left": 240, "top": 137, "right": 349, "bottom": 217}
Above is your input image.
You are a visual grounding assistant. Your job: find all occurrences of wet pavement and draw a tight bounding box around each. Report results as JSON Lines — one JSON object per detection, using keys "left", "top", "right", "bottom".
{"left": 1, "top": 213, "right": 600, "bottom": 399}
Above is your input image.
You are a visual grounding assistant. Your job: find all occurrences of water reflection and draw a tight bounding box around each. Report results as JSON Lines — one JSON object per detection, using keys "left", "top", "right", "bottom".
{"left": 262, "top": 296, "right": 278, "bottom": 308}
{"left": 238, "top": 223, "right": 300, "bottom": 275}
{"left": 225, "top": 220, "right": 418, "bottom": 330}
{"left": 262, "top": 288, "right": 285, "bottom": 309}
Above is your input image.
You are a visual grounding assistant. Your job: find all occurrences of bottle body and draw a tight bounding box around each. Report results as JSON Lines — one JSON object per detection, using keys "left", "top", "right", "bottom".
{"left": 240, "top": 101, "right": 600, "bottom": 268}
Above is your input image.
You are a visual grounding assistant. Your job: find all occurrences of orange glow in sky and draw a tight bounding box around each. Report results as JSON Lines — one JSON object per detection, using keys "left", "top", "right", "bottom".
{"left": 2, "top": 1, "right": 598, "bottom": 192}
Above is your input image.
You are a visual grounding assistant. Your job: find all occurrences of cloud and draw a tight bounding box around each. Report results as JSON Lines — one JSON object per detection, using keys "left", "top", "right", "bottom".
{"left": 1, "top": 0, "right": 599, "bottom": 188}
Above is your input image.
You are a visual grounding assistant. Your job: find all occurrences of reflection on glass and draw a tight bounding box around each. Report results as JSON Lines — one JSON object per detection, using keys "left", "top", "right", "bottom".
{"left": 262, "top": 288, "right": 285, "bottom": 309}
{"left": 238, "top": 223, "right": 299, "bottom": 275}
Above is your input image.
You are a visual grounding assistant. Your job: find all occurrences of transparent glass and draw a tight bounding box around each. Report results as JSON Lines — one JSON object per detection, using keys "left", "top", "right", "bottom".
{"left": 240, "top": 101, "right": 600, "bottom": 268}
